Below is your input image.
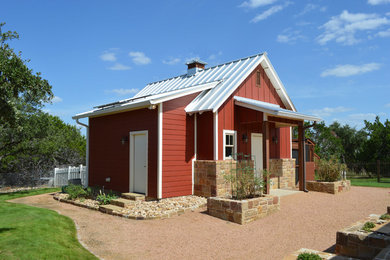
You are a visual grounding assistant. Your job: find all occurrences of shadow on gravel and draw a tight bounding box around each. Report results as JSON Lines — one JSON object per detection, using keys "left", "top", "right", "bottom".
{"left": 323, "top": 244, "right": 336, "bottom": 253}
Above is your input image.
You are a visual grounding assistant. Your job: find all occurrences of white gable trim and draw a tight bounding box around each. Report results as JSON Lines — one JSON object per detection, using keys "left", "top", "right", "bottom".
{"left": 211, "top": 53, "right": 295, "bottom": 113}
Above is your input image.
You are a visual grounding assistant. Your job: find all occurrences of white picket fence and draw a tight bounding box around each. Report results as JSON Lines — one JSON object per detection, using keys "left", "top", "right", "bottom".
{"left": 53, "top": 165, "right": 87, "bottom": 187}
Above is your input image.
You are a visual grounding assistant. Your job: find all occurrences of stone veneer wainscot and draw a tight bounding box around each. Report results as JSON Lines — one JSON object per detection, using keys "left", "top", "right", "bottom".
{"left": 207, "top": 195, "right": 280, "bottom": 225}
{"left": 193, "top": 160, "right": 236, "bottom": 198}
{"left": 269, "top": 158, "right": 296, "bottom": 190}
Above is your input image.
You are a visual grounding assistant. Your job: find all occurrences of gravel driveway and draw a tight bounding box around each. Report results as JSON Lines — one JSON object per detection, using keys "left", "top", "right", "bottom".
{"left": 10, "top": 186, "right": 389, "bottom": 260}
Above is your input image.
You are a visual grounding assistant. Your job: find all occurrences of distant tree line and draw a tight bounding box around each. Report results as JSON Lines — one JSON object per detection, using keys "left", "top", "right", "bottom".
{"left": 294, "top": 117, "right": 390, "bottom": 169}
{"left": 0, "top": 23, "right": 86, "bottom": 186}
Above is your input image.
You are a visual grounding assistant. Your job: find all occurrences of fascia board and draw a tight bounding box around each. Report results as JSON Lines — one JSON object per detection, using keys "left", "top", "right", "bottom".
{"left": 261, "top": 55, "right": 297, "bottom": 112}
{"left": 72, "top": 100, "right": 151, "bottom": 119}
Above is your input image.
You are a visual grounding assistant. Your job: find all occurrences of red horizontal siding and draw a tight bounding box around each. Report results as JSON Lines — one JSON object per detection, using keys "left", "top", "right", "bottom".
{"left": 218, "top": 64, "right": 291, "bottom": 161}
{"left": 162, "top": 93, "right": 198, "bottom": 198}
{"left": 197, "top": 111, "right": 214, "bottom": 160}
{"left": 89, "top": 108, "right": 158, "bottom": 197}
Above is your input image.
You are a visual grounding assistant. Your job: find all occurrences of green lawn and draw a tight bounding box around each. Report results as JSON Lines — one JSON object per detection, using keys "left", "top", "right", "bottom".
{"left": 348, "top": 177, "right": 390, "bottom": 188}
{"left": 0, "top": 188, "right": 97, "bottom": 260}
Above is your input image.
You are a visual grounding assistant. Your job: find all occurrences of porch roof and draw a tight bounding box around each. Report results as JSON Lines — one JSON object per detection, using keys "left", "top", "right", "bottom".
{"left": 234, "top": 96, "right": 321, "bottom": 122}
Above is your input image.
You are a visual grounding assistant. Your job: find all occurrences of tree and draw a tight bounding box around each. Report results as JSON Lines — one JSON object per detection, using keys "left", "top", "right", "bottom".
{"left": 361, "top": 116, "right": 390, "bottom": 163}
{"left": 328, "top": 122, "right": 367, "bottom": 165}
{"left": 0, "top": 22, "right": 53, "bottom": 127}
{"left": 0, "top": 23, "right": 85, "bottom": 186}
{"left": 0, "top": 111, "right": 86, "bottom": 186}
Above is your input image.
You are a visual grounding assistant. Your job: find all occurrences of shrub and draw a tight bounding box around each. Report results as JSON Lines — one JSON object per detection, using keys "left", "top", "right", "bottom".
{"left": 297, "top": 252, "right": 321, "bottom": 260}
{"left": 315, "top": 155, "right": 347, "bottom": 182}
{"left": 362, "top": 221, "right": 375, "bottom": 232}
{"left": 380, "top": 214, "right": 390, "bottom": 220}
{"left": 61, "top": 185, "right": 68, "bottom": 193}
{"left": 224, "top": 159, "right": 267, "bottom": 200}
{"left": 64, "top": 184, "right": 87, "bottom": 200}
{"left": 96, "top": 190, "right": 118, "bottom": 205}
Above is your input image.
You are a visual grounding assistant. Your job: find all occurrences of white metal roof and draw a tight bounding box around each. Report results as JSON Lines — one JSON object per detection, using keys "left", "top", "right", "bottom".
{"left": 73, "top": 52, "right": 297, "bottom": 119}
{"left": 73, "top": 81, "right": 220, "bottom": 119}
{"left": 234, "top": 96, "right": 321, "bottom": 122}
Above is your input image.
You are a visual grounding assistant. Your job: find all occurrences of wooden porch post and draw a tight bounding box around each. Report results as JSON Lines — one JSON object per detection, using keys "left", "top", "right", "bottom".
{"left": 263, "top": 120, "right": 270, "bottom": 194}
{"left": 298, "top": 121, "right": 304, "bottom": 191}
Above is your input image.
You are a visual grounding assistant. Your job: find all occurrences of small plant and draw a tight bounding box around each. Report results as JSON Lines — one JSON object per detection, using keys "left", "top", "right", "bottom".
{"left": 61, "top": 185, "right": 68, "bottom": 193}
{"left": 362, "top": 221, "right": 375, "bottom": 232}
{"left": 297, "top": 252, "right": 322, "bottom": 260}
{"left": 96, "top": 190, "right": 118, "bottom": 205}
{"left": 315, "top": 155, "right": 347, "bottom": 182}
{"left": 224, "top": 156, "right": 268, "bottom": 200}
{"left": 63, "top": 184, "right": 87, "bottom": 200}
{"left": 380, "top": 214, "right": 390, "bottom": 220}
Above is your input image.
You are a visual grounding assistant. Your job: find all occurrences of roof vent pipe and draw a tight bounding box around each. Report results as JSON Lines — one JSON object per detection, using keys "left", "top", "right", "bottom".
{"left": 186, "top": 59, "right": 207, "bottom": 76}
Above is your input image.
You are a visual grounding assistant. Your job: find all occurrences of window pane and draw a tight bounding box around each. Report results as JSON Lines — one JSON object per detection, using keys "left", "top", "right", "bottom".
{"left": 225, "top": 135, "right": 229, "bottom": 145}
{"left": 225, "top": 147, "right": 233, "bottom": 158}
{"left": 229, "top": 135, "right": 233, "bottom": 145}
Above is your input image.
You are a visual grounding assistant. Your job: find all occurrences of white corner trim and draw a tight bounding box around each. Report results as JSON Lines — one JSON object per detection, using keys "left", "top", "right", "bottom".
{"left": 157, "top": 103, "right": 163, "bottom": 199}
{"left": 75, "top": 118, "right": 89, "bottom": 187}
{"left": 223, "top": 129, "right": 237, "bottom": 160}
{"left": 213, "top": 111, "right": 218, "bottom": 160}
{"left": 129, "top": 130, "right": 149, "bottom": 196}
{"left": 290, "top": 127, "right": 292, "bottom": 159}
{"left": 192, "top": 113, "right": 197, "bottom": 194}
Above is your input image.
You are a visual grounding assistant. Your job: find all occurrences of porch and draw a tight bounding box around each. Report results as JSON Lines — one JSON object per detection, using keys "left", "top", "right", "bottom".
{"left": 194, "top": 96, "right": 320, "bottom": 197}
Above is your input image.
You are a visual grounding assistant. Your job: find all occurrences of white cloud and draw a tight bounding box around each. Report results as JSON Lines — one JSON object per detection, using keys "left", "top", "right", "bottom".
{"left": 377, "top": 28, "right": 390, "bottom": 37}
{"left": 317, "top": 10, "right": 390, "bottom": 45}
{"left": 321, "top": 63, "right": 381, "bottom": 77}
{"left": 332, "top": 113, "right": 383, "bottom": 128}
{"left": 162, "top": 57, "right": 181, "bottom": 65}
{"left": 277, "top": 30, "right": 304, "bottom": 43}
{"left": 208, "top": 51, "right": 223, "bottom": 60}
{"left": 240, "top": 0, "right": 277, "bottom": 8}
{"left": 251, "top": 2, "right": 291, "bottom": 23}
{"left": 51, "top": 96, "right": 63, "bottom": 103}
{"left": 129, "top": 51, "right": 151, "bottom": 65}
{"left": 109, "top": 88, "right": 139, "bottom": 95}
{"left": 368, "top": 0, "right": 390, "bottom": 5}
{"left": 100, "top": 52, "right": 117, "bottom": 62}
{"left": 108, "top": 63, "right": 131, "bottom": 71}
{"left": 385, "top": 103, "right": 390, "bottom": 107}
{"left": 310, "top": 106, "right": 352, "bottom": 118}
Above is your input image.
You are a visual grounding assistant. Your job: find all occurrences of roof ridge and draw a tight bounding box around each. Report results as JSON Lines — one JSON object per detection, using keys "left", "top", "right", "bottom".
{"left": 145, "top": 52, "right": 265, "bottom": 86}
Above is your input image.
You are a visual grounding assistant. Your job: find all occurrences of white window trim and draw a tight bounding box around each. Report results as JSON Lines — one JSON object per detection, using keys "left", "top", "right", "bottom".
{"left": 223, "top": 130, "right": 237, "bottom": 160}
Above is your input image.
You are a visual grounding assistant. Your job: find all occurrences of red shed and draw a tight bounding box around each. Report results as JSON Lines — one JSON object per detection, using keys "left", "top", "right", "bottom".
{"left": 73, "top": 53, "right": 321, "bottom": 199}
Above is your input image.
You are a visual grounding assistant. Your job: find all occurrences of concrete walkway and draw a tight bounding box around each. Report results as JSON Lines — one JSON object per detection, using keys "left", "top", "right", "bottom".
{"left": 10, "top": 186, "right": 389, "bottom": 260}
{"left": 270, "top": 188, "right": 302, "bottom": 197}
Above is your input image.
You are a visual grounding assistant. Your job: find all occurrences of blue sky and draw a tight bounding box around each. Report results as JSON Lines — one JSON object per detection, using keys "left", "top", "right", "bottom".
{"left": 2, "top": 0, "right": 390, "bottom": 131}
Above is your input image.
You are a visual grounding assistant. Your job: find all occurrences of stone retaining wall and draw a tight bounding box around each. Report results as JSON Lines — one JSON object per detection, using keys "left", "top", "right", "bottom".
{"left": 335, "top": 215, "right": 390, "bottom": 260}
{"left": 306, "top": 180, "right": 351, "bottom": 194}
{"left": 207, "top": 195, "right": 279, "bottom": 224}
{"left": 269, "top": 158, "right": 296, "bottom": 190}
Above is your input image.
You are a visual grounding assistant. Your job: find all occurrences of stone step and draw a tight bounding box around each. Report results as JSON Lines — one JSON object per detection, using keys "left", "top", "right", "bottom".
{"left": 110, "top": 198, "right": 135, "bottom": 208}
{"left": 99, "top": 204, "right": 123, "bottom": 214}
{"left": 121, "top": 192, "right": 145, "bottom": 201}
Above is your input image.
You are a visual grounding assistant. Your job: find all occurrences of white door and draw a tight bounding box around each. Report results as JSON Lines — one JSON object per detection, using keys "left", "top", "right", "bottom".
{"left": 130, "top": 131, "right": 148, "bottom": 194}
{"left": 251, "top": 133, "right": 263, "bottom": 178}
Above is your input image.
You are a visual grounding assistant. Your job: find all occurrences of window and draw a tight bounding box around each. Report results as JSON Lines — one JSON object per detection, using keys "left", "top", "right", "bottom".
{"left": 256, "top": 70, "right": 261, "bottom": 86}
{"left": 223, "top": 130, "right": 237, "bottom": 160}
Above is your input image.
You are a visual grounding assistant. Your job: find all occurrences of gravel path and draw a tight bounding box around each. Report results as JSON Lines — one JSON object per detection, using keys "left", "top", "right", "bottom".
{"left": 10, "top": 186, "right": 389, "bottom": 260}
